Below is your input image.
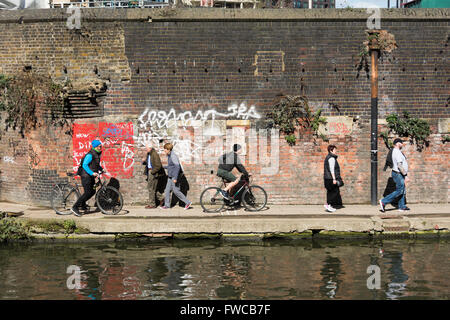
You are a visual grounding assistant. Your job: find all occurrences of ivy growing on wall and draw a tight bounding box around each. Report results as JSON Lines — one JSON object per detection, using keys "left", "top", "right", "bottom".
{"left": 265, "top": 94, "right": 328, "bottom": 146}
{"left": 442, "top": 135, "right": 450, "bottom": 144}
{"left": 380, "top": 112, "right": 431, "bottom": 151}
{"left": 0, "top": 71, "right": 71, "bottom": 138}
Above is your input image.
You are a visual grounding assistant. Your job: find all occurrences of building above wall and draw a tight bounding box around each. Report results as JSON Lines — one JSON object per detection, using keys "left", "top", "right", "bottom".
{"left": 403, "top": 0, "right": 450, "bottom": 8}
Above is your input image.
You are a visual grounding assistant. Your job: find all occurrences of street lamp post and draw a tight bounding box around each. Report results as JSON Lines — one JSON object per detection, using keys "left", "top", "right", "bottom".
{"left": 368, "top": 31, "right": 380, "bottom": 206}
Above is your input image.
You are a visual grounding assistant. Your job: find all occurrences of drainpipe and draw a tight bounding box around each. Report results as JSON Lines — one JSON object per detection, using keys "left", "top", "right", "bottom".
{"left": 368, "top": 31, "right": 380, "bottom": 206}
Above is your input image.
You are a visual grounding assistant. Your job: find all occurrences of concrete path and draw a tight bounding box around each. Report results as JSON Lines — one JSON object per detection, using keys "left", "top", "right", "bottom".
{"left": 1, "top": 201, "right": 449, "bottom": 236}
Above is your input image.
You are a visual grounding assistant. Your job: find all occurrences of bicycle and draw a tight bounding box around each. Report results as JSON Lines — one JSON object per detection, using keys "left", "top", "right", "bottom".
{"left": 50, "top": 171, "right": 123, "bottom": 215}
{"left": 200, "top": 174, "right": 267, "bottom": 213}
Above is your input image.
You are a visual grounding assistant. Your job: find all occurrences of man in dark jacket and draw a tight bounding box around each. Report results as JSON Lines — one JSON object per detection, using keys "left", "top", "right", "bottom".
{"left": 72, "top": 139, "right": 103, "bottom": 217}
{"left": 217, "top": 144, "right": 249, "bottom": 200}
{"left": 143, "top": 144, "right": 165, "bottom": 209}
{"left": 323, "top": 144, "right": 343, "bottom": 212}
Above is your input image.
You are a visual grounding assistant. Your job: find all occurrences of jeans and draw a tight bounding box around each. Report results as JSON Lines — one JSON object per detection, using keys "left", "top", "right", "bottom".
{"left": 164, "top": 178, "right": 190, "bottom": 208}
{"left": 381, "top": 171, "right": 406, "bottom": 209}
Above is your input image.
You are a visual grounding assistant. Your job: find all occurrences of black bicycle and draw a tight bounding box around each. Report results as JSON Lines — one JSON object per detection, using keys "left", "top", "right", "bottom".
{"left": 50, "top": 172, "right": 123, "bottom": 215}
{"left": 200, "top": 174, "right": 267, "bottom": 213}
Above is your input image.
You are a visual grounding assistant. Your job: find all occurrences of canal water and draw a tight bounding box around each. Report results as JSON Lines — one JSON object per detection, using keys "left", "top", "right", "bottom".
{"left": 0, "top": 238, "right": 449, "bottom": 300}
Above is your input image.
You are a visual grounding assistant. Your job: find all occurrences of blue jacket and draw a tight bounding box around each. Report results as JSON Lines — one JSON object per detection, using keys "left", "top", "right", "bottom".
{"left": 165, "top": 151, "right": 181, "bottom": 179}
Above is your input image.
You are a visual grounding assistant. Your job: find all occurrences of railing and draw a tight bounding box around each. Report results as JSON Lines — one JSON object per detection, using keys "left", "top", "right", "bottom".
{"left": 49, "top": 0, "right": 259, "bottom": 8}
{"left": 50, "top": 0, "right": 169, "bottom": 8}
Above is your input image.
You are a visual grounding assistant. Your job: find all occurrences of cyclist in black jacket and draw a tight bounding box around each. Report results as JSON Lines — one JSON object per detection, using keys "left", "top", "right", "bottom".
{"left": 217, "top": 144, "right": 249, "bottom": 200}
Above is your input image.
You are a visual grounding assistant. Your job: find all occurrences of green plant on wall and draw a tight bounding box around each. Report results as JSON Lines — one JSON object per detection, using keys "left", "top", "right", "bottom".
{"left": 442, "top": 135, "right": 450, "bottom": 144}
{"left": 306, "top": 108, "right": 329, "bottom": 143}
{"left": 284, "top": 134, "right": 297, "bottom": 146}
{"left": 0, "top": 71, "right": 70, "bottom": 138}
{"left": 265, "top": 94, "right": 327, "bottom": 146}
{"left": 380, "top": 112, "right": 431, "bottom": 151}
{"left": 63, "top": 219, "right": 77, "bottom": 235}
{"left": 0, "top": 213, "right": 31, "bottom": 242}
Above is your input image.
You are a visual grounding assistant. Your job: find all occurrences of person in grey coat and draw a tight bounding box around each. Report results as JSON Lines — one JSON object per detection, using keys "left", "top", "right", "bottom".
{"left": 160, "top": 143, "right": 192, "bottom": 210}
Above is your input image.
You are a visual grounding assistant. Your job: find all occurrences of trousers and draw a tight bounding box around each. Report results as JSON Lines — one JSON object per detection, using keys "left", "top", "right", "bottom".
{"left": 324, "top": 179, "right": 343, "bottom": 207}
{"left": 164, "top": 178, "right": 190, "bottom": 208}
{"left": 147, "top": 174, "right": 164, "bottom": 207}
{"left": 73, "top": 175, "right": 96, "bottom": 208}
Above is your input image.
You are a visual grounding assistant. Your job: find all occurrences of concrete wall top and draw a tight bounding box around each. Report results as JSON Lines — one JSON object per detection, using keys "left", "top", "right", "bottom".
{"left": 0, "top": 8, "right": 449, "bottom": 23}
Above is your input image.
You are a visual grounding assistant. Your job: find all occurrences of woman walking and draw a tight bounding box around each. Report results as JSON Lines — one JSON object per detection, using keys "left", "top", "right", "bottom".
{"left": 323, "top": 145, "right": 343, "bottom": 212}
{"left": 160, "top": 143, "right": 192, "bottom": 210}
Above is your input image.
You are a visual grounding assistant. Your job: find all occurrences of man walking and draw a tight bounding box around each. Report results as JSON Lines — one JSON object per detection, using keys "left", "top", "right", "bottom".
{"left": 380, "top": 138, "right": 410, "bottom": 212}
{"left": 72, "top": 139, "right": 103, "bottom": 217}
{"left": 160, "top": 143, "right": 192, "bottom": 210}
{"left": 143, "top": 144, "right": 165, "bottom": 209}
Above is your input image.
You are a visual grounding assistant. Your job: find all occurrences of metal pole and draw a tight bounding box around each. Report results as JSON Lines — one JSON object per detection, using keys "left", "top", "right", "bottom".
{"left": 387, "top": 0, "right": 390, "bottom": 8}
{"left": 370, "top": 49, "right": 379, "bottom": 206}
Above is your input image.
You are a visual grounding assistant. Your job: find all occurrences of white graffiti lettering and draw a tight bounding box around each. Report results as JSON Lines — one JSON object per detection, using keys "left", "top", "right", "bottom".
{"left": 3, "top": 156, "right": 15, "bottom": 164}
{"left": 121, "top": 142, "right": 135, "bottom": 171}
{"left": 135, "top": 103, "right": 261, "bottom": 163}
{"left": 138, "top": 104, "right": 261, "bottom": 131}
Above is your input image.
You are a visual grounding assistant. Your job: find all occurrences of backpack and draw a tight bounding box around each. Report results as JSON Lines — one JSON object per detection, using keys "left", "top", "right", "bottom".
{"left": 76, "top": 154, "right": 87, "bottom": 176}
{"left": 383, "top": 148, "right": 394, "bottom": 171}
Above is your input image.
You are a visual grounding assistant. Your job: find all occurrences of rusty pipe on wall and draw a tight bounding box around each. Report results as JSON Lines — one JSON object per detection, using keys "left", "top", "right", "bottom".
{"left": 370, "top": 48, "right": 379, "bottom": 206}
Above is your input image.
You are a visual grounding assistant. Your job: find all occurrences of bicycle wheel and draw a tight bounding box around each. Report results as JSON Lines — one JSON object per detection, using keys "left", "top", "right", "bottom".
{"left": 51, "top": 184, "right": 80, "bottom": 215}
{"left": 242, "top": 185, "right": 267, "bottom": 211}
{"left": 96, "top": 186, "right": 123, "bottom": 215}
{"left": 200, "top": 187, "right": 226, "bottom": 213}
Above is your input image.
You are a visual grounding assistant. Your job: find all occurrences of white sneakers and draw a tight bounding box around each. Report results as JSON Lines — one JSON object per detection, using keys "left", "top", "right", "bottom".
{"left": 324, "top": 204, "right": 336, "bottom": 212}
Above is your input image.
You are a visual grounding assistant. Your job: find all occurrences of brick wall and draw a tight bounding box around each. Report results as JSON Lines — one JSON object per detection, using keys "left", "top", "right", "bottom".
{"left": 0, "top": 8, "right": 448, "bottom": 206}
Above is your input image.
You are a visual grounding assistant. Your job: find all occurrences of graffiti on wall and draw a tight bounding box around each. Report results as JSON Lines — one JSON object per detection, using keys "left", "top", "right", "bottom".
{"left": 28, "top": 145, "right": 40, "bottom": 169}
{"left": 73, "top": 122, "right": 134, "bottom": 179}
{"left": 2, "top": 156, "right": 15, "bottom": 164}
{"left": 137, "top": 104, "right": 260, "bottom": 131}
{"left": 71, "top": 104, "right": 279, "bottom": 179}
{"left": 135, "top": 103, "right": 261, "bottom": 162}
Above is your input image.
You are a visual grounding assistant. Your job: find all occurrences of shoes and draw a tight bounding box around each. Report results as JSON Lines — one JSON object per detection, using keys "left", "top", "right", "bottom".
{"left": 159, "top": 206, "right": 169, "bottom": 210}
{"left": 71, "top": 207, "right": 82, "bottom": 217}
{"left": 219, "top": 189, "right": 230, "bottom": 200}
{"left": 145, "top": 205, "right": 157, "bottom": 209}
{"left": 398, "top": 207, "right": 411, "bottom": 212}
{"left": 379, "top": 199, "right": 385, "bottom": 212}
{"left": 184, "top": 202, "right": 192, "bottom": 210}
{"left": 324, "top": 204, "right": 336, "bottom": 212}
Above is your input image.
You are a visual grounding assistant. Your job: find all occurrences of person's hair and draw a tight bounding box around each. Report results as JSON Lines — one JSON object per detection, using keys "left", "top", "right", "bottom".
{"left": 233, "top": 144, "right": 241, "bottom": 152}
{"left": 164, "top": 143, "right": 173, "bottom": 151}
{"left": 327, "top": 145, "right": 337, "bottom": 153}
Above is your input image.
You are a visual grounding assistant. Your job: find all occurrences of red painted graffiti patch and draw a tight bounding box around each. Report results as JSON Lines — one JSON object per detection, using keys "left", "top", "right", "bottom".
{"left": 73, "top": 122, "right": 134, "bottom": 179}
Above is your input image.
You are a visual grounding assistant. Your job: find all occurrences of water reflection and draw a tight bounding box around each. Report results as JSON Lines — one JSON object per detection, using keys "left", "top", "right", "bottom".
{"left": 384, "top": 251, "right": 409, "bottom": 300}
{"left": 319, "top": 256, "right": 342, "bottom": 299}
{"left": 0, "top": 239, "right": 449, "bottom": 300}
